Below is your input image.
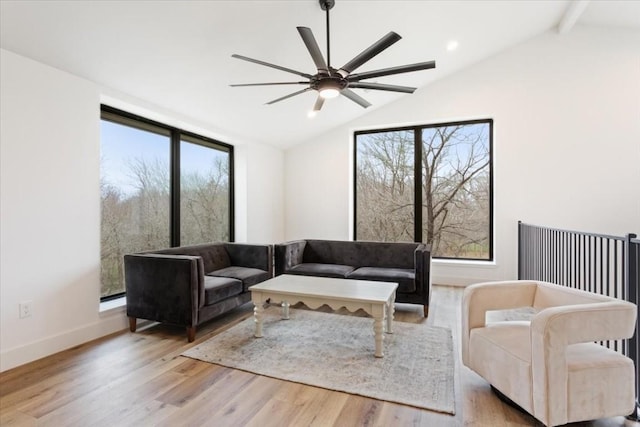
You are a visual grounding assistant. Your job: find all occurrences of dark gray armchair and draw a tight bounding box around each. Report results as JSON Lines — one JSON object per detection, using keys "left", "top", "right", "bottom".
{"left": 124, "top": 242, "right": 272, "bottom": 342}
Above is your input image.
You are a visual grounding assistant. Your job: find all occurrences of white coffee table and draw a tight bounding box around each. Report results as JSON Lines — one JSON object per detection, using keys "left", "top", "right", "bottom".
{"left": 250, "top": 274, "right": 398, "bottom": 358}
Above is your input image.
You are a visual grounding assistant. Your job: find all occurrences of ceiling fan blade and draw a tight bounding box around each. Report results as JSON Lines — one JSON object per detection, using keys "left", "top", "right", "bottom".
{"left": 232, "top": 54, "right": 312, "bottom": 79}
{"left": 231, "top": 82, "right": 309, "bottom": 87}
{"left": 266, "top": 88, "right": 313, "bottom": 105}
{"left": 341, "top": 89, "right": 372, "bottom": 108}
{"left": 313, "top": 96, "right": 325, "bottom": 112}
{"left": 297, "top": 27, "right": 329, "bottom": 72}
{"left": 338, "top": 32, "right": 402, "bottom": 76}
{"left": 347, "top": 61, "right": 436, "bottom": 81}
{"left": 348, "top": 82, "right": 416, "bottom": 93}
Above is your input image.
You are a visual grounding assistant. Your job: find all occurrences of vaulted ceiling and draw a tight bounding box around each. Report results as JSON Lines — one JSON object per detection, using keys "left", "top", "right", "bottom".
{"left": 1, "top": 1, "right": 638, "bottom": 148}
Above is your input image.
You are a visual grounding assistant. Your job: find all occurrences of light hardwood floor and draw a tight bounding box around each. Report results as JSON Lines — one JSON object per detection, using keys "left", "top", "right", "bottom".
{"left": 1, "top": 285, "right": 638, "bottom": 426}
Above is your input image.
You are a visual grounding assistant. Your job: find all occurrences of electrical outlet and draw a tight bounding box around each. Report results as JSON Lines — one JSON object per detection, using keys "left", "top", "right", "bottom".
{"left": 19, "top": 301, "right": 32, "bottom": 319}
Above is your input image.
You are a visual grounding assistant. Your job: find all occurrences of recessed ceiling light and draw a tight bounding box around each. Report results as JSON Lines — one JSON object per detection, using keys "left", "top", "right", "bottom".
{"left": 446, "top": 40, "right": 459, "bottom": 51}
{"left": 307, "top": 110, "right": 317, "bottom": 118}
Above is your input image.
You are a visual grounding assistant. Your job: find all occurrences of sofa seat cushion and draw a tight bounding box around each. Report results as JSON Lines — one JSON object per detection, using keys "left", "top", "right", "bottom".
{"left": 208, "top": 266, "right": 270, "bottom": 291}
{"left": 468, "top": 322, "right": 533, "bottom": 412}
{"left": 566, "top": 342, "right": 636, "bottom": 422}
{"left": 203, "top": 276, "right": 243, "bottom": 306}
{"left": 346, "top": 267, "right": 415, "bottom": 293}
{"left": 288, "top": 263, "right": 355, "bottom": 278}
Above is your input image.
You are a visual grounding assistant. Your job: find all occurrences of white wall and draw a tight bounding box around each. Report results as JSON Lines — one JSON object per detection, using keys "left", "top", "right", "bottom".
{"left": 284, "top": 26, "right": 640, "bottom": 285}
{"left": 245, "top": 143, "right": 285, "bottom": 243}
{"left": 0, "top": 49, "right": 285, "bottom": 371}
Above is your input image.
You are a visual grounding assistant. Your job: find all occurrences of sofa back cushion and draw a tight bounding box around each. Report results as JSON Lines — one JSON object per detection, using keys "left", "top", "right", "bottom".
{"left": 150, "top": 243, "right": 231, "bottom": 273}
{"left": 303, "top": 240, "right": 418, "bottom": 269}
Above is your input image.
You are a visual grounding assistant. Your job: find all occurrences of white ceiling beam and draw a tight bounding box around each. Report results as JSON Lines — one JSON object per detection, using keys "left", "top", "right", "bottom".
{"left": 557, "top": 0, "right": 590, "bottom": 34}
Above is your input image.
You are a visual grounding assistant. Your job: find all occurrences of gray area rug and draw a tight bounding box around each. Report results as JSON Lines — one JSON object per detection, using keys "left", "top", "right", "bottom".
{"left": 183, "top": 307, "right": 455, "bottom": 414}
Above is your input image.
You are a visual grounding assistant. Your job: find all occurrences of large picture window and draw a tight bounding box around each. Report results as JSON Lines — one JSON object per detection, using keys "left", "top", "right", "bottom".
{"left": 355, "top": 119, "right": 493, "bottom": 260}
{"left": 100, "top": 106, "right": 233, "bottom": 300}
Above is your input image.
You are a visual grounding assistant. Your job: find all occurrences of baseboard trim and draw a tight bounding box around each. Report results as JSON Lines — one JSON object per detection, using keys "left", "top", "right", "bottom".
{"left": 0, "top": 311, "right": 129, "bottom": 372}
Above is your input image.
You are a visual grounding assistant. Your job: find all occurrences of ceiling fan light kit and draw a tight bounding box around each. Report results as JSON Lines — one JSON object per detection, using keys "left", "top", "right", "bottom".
{"left": 231, "top": 0, "right": 436, "bottom": 113}
{"left": 317, "top": 80, "right": 341, "bottom": 99}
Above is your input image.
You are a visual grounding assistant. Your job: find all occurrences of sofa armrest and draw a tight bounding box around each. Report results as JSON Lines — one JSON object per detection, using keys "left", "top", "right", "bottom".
{"left": 223, "top": 243, "right": 273, "bottom": 275}
{"left": 124, "top": 253, "right": 204, "bottom": 326}
{"left": 274, "top": 240, "right": 307, "bottom": 276}
{"left": 529, "top": 300, "right": 637, "bottom": 425}
{"left": 531, "top": 300, "right": 637, "bottom": 346}
{"left": 461, "top": 280, "right": 538, "bottom": 365}
{"left": 414, "top": 244, "right": 431, "bottom": 295}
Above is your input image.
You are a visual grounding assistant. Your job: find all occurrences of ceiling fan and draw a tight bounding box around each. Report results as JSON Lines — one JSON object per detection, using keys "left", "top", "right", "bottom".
{"left": 230, "top": 0, "right": 436, "bottom": 114}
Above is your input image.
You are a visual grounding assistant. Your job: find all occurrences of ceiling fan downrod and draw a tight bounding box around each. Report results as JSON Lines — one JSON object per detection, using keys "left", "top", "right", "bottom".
{"left": 319, "top": 0, "right": 335, "bottom": 67}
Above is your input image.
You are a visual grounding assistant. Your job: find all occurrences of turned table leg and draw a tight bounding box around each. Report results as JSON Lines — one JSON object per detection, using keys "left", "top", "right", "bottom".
{"left": 254, "top": 303, "right": 264, "bottom": 338}
{"left": 281, "top": 301, "right": 290, "bottom": 319}
{"left": 373, "top": 317, "right": 384, "bottom": 358}
{"left": 372, "top": 304, "right": 385, "bottom": 358}
{"left": 386, "top": 301, "right": 394, "bottom": 334}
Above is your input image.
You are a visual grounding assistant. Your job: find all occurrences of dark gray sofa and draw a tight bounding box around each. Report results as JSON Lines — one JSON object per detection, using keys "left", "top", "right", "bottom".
{"left": 124, "top": 242, "right": 272, "bottom": 342}
{"left": 274, "top": 239, "right": 432, "bottom": 316}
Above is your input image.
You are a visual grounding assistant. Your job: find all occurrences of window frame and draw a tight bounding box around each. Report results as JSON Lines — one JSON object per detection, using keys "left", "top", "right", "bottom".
{"left": 353, "top": 118, "right": 494, "bottom": 262}
{"left": 100, "top": 105, "right": 234, "bottom": 301}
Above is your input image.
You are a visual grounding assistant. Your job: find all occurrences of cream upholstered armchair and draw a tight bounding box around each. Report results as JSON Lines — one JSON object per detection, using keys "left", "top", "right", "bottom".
{"left": 462, "top": 280, "right": 637, "bottom": 427}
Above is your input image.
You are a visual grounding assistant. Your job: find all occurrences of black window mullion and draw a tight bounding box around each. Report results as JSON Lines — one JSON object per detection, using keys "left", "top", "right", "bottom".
{"left": 414, "top": 128, "right": 422, "bottom": 243}
{"left": 488, "top": 119, "right": 494, "bottom": 260}
{"left": 353, "top": 133, "right": 359, "bottom": 240}
{"left": 228, "top": 148, "right": 235, "bottom": 242}
{"left": 170, "top": 131, "right": 181, "bottom": 247}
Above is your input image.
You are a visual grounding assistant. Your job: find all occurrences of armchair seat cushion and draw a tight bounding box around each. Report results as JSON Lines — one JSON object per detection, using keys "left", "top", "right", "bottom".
{"left": 288, "top": 263, "right": 355, "bottom": 278}
{"left": 566, "top": 343, "right": 635, "bottom": 423}
{"left": 203, "top": 276, "right": 243, "bottom": 306}
{"left": 346, "top": 267, "right": 416, "bottom": 293}
{"left": 208, "top": 266, "right": 270, "bottom": 290}
{"left": 566, "top": 342, "right": 634, "bottom": 371}
{"left": 469, "top": 322, "right": 533, "bottom": 412}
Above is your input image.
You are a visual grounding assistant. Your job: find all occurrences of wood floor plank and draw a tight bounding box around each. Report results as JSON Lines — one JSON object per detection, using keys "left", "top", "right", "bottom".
{"left": 335, "top": 394, "right": 383, "bottom": 427}
{"left": 0, "top": 409, "right": 37, "bottom": 427}
{"left": 243, "top": 381, "right": 309, "bottom": 427}
{"left": 1, "top": 335, "right": 177, "bottom": 415}
{"left": 158, "top": 373, "right": 277, "bottom": 426}
{"left": 0, "top": 332, "right": 148, "bottom": 395}
{"left": 40, "top": 367, "right": 186, "bottom": 426}
{"left": 108, "top": 400, "right": 179, "bottom": 427}
{"left": 372, "top": 402, "right": 425, "bottom": 426}
{"left": 152, "top": 367, "right": 257, "bottom": 426}
{"left": 288, "top": 387, "right": 350, "bottom": 426}
{"left": 155, "top": 362, "right": 230, "bottom": 407}
{"left": 170, "top": 358, "right": 213, "bottom": 377}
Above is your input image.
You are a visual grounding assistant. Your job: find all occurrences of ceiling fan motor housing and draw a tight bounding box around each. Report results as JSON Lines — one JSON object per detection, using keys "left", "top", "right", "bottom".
{"left": 319, "top": 0, "right": 335, "bottom": 11}
{"left": 311, "top": 71, "right": 348, "bottom": 93}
